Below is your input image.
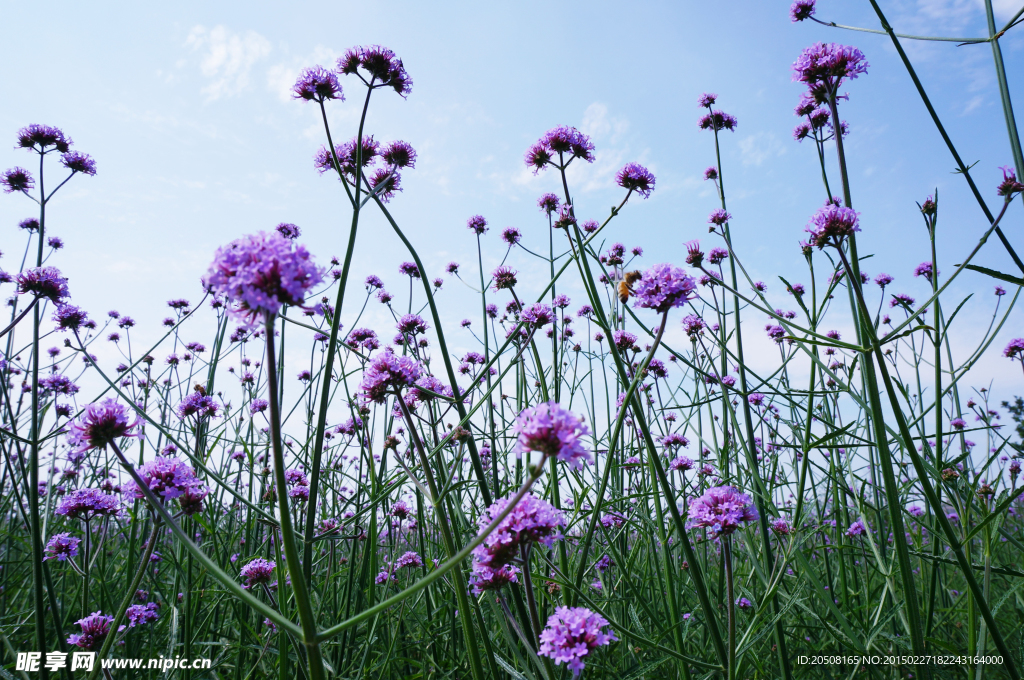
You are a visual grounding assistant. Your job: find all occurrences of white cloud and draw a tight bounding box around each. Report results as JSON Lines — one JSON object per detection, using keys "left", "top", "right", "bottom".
{"left": 737, "top": 132, "right": 785, "bottom": 167}
{"left": 185, "top": 25, "right": 272, "bottom": 100}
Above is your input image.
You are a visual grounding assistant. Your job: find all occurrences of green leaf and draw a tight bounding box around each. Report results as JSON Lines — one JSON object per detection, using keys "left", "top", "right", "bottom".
{"left": 962, "top": 264, "right": 1024, "bottom": 287}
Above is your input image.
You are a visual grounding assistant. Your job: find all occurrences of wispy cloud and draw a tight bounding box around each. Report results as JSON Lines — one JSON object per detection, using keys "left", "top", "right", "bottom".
{"left": 737, "top": 132, "right": 786, "bottom": 166}
{"left": 185, "top": 25, "right": 272, "bottom": 101}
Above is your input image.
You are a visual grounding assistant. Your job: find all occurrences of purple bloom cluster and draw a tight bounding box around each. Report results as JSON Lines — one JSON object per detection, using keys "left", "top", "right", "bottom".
{"left": 206, "top": 231, "right": 324, "bottom": 324}
{"left": 67, "top": 398, "right": 140, "bottom": 453}
{"left": 61, "top": 151, "right": 97, "bottom": 176}
{"left": 125, "top": 602, "right": 160, "bottom": 628}
{"left": 791, "top": 0, "right": 816, "bottom": 21}
{"left": 525, "top": 125, "right": 595, "bottom": 173}
{"left": 394, "top": 551, "right": 423, "bottom": 569}
{"left": 513, "top": 402, "right": 591, "bottom": 470}
{"left": 337, "top": 45, "right": 412, "bottom": 97}
{"left": 17, "top": 124, "right": 72, "bottom": 152}
{"left": 632, "top": 263, "right": 697, "bottom": 313}
{"left": 124, "top": 457, "right": 202, "bottom": 502}
{"left": 44, "top": 532, "right": 81, "bottom": 561}
{"left": 360, "top": 351, "right": 423, "bottom": 403}
{"left": 240, "top": 558, "right": 276, "bottom": 588}
{"left": 538, "top": 606, "right": 617, "bottom": 675}
{"left": 178, "top": 392, "right": 220, "bottom": 420}
{"left": 687, "top": 485, "right": 759, "bottom": 537}
{"left": 792, "top": 42, "right": 868, "bottom": 91}
{"left": 1004, "top": 338, "right": 1024, "bottom": 360}
{"left": 805, "top": 203, "right": 860, "bottom": 247}
{"left": 913, "top": 262, "right": 937, "bottom": 282}
{"left": 466, "top": 215, "right": 488, "bottom": 235}
{"left": 55, "top": 488, "right": 120, "bottom": 521}
{"left": 471, "top": 493, "right": 565, "bottom": 570}
{"left": 469, "top": 562, "right": 520, "bottom": 595}
{"left": 615, "top": 162, "right": 656, "bottom": 198}
{"left": 67, "top": 612, "right": 115, "bottom": 650}
{"left": 52, "top": 305, "right": 89, "bottom": 331}
{"left": 1, "top": 167, "right": 34, "bottom": 193}
{"left": 698, "top": 111, "right": 738, "bottom": 132}
{"left": 16, "top": 267, "right": 70, "bottom": 303}
{"left": 997, "top": 166, "right": 1024, "bottom": 197}
{"left": 520, "top": 302, "right": 554, "bottom": 327}
{"left": 292, "top": 65, "right": 343, "bottom": 102}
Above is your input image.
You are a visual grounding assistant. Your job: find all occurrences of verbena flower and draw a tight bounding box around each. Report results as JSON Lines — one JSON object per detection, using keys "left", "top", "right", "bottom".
{"left": 846, "top": 520, "right": 868, "bottom": 537}
{"left": 997, "top": 165, "right": 1024, "bottom": 197}
{"left": 124, "top": 457, "right": 201, "bottom": 501}
{"left": 17, "top": 124, "right": 72, "bottom": 152}
{"left": 55, "top": 488, "right": 120, "bottom": 521}
{"left": 687, "top": 485, "right": 759, "bottom": 537}
{"left": 394, "top": 551, "right": 423, "bottom": 569}
{"left": 397, "top": 313, "right": 428, "bottom": 335}
{"left": 336, "top": 45, "right": 412, "bottom": 97}
{"left": 615, "top": 162, "right": 656, "bottom": 198}
{"left": 467, "top": 215, "right": 488, "bottom": 235}
{"left": 708, "top": 209, "right": 731, "bottom": 226}
{"left": 469, "top": 562, "right": 520, "bottom": 595}
{"left": 525, "top": 126, "right": 595, "bottom": 173}
{"left": 382, "top": 140, "right": 417, "bottom": 168}
{"left": 16, "top": 267, "right": 70, "bottom": 303}
{"left": 682, "top": 314, "right": 706, "bottom": 338}
{"left": 792, "top": 43, "right": 868, "bottom": 91}
{"left": 1, "top": 167, "right": 34, "bottom": 193}
{"left": 275, "top": 223, "right": 301, "bottom": 240}
{"left": 67, "top": 398, "right": 140, "bottom": 453}
{"left": 913, "top": 262, "right": 937, "bottom": 282}
{"left": 44, "top": 532, "right": 81, "bottom": 561}
{"left": 771, "top": 518, "right": 791, "bottom": 535}
{"left": 1003, "top": 338, "right": 1024, "bottom": 360}
{"left": 471, "top": 493, "right": 565, "bottom": 569}
{"left": 520, "top": 303, "right": 554, "bottom": 327}
{"left": 241, "top": 558, "right": 276, "bottom": 588}
{"left": 538, "top": 606, "right": 617, "bottom": 675}
{"left": 178, "top": 485, "right": 209, "bottom": 515}
{"left": 292, "top": 65, "right": 343, "bottom": 102}
{"left": 125, "top": 602, "right": 160, "bottom": 628}
{"left": 806, "top": 202, "right": 860, "bottom": 247}
{"left": 205, "top": 231, "right": 324, "bottom": 324}
{"left": 633, "top": 263, "right": 697, "bottom": 313}
{"left": 61, "top": 151, "right": 97, "bottom": 176}
{"left": 67, "top": 612, "right": 115, "bottom": 650}
{"left": 538, "top": 193, "right": 560, "bottom": 213}
{"left": 791, "top": 0, "right": 816, "bottom": 21}
{"left": 491, "top": 266, "right": 518, "bottom": 290}
{"left": 613, "top": 330, "right": 637, "bottom": 351}
{"left": 698, "top": 93, "right": 717, "bottom": 108}
{"left": 501, "top": 227, "right": 521, "bottom": 245}
{"left": 360, "top": 351, "right": 423, "bottom": 403}
{"left": 698, "top": 111, "right": 737, "bottom": 132}
{"left": 178, "top": 392, "right": 220, "bottom": 420}
{"left": 513, "top": 402, "right": 591, "bottom": 470}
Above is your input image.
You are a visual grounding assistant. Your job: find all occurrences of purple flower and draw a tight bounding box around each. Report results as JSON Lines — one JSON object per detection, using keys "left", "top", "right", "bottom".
{"left": 360, "top": 351, "right": 423, "bottom": 403}
{"left": 1003, "top": 338, "right": 1024, "bottom": 359}
{"left": 467, "top": 215, "right": 488, "bottom": 235}
{"left": 40, "top": 374, "right": 79, "bottom": 396}
{"left": 275, "top": 223, "right": 301, "bottom": 240}
{"left": 875, "top": 273, "right": 893, "bottom": 287}
{"left": 806, "top": 203, "right": 860, "bottom": 247}
{"left": 514, "top": 402, "right": 591, "bottom": 470}
{"left": 491, "top": 266, "right": 518, "bottom": 290}
{"left": 61, "top": 151, "right": 97, "bottom": 176}
{"left": 179, "top": 485, "right": 209, "bottom": 515}
{"left": 19, "top": 218, "right": 39, "bottom": 232}
{"left": 395, "top": 551, "right": 423, "bottom": 569}
{"left": 469, "top": 562, "right": 520, "bottom": 595}
{"left": 314, "top": 136, "right": 379, "bottom": 176}
{"left": 538, "top": 606, "right": 617, "bottom": 675}
{"left": 397, "top": 313, "right": 428, "bottom": 336}
{"left": 369, "top": 169, "right": 402, "bottom": 202}
{"left": 412, "top": 375, "right": 453, "bottom": 402}
{"left": 178, "top": 392, "right": 220, "bottom": 420}
{"left": 496, "top": 227, "right": 521, "bottom": 247}
{"left": 913, "top": 262, "right": 937, "bottom": 282}
{"left": 616, "top": 162, "right": 656, "bottom": 198}
{"left": 382, "top": 140, "right": 416, "bottom": 168}
{"left": 612, "top": 330, "right": 637, "bottom": 351}
{"left": 205, "top": 232, "right": 323, "bottom": 324}
{"left": 698, "top": 111, "right": 738, "bottom": 132}
{"left": 399, "top": 262, "right": 420, "bottom": 278}
{"left": 250, "top": 399, "right": 269, "bottom": 415}
{"left": 67, "top": 612, "right": 114, "bottom": 650}
{"left": 336, "top": 45, "right": 412, "bottom": 97}
{"left": 124, "top": 457, "right": 201, "bottom": 501}
{"left": 704, "top": 166, "right": 719, "bottom": 181}
{"left": 846, "top": 520, "right": 868, "bottom": 537}
{"left": 682, "top": 314, "right": 707, "bottom": 338}
{"left": 471, "top": 493, "right": 565, "bottom": 569}
{"left": 1, "top": 167, "right": 34, "bottom": 193}
{"left": 771, "top": 518, "right": 791, "bottom": 536}
{"left": 633, "top": 263, "right": 697, "bottom": 313}
{"left": 51, "top": 304, "right": 89, "bottom": 332}
{"left": 240, "top": 558, "right": 276, "bottom": 588}
{"left": 996, "top": 286, "right": 1006, "bottom": 296}
{"left": 765, "top": 325, "right": 785, "bottom": 343}
{"left": 687, "top": 485, "right": 759, "bottom": 537}
{"left": 292, "top": 65, "right": 343, "bottom": 102}
{"left": 525, "top": 126, "right": 595, "bottom": 173}
{"left": 16, "top": 266, "right": 70, "bottom": 303}
{"left": 792, "top": 43, "right": 869, "bottom": 90}
{"left": 44, "top": 532, "right": 81, "bottom": 561}
{"left": 748, "top": 393, "right": 766, "bottom": 406}
{"left": 67, "top": 398, "right": 140, "bottom": 453}
{"left": 997, "top": 166, "right": 1024, "bottom": 197}
{"left": 17, "top": 124, "right": 71, "bottom": 152}
{"left": 669, "top": 455, "right": 694, "bottom": 472}
{"left": 950, "top": 417, "right": 966, "bottom": 430}
{"left": 708, "top": 209, "right": 731, "bottom": 226}
{"left": 736, "top": 597, "right": 753, "bottom": 610}
{"left": 791, "top": 0, "right": 816, "bottom": 21}
{"left": 698, "top": 93, "right": 717, "bottom": 108}
{"left": 125, "top": 602, "right": 160, "bottom": 628}
{"left": 520, "top": 302, "right": 554, "bottom": 327}
{"left": 55, "top": 488, "right": 120, "bottom": 521}
{"left": 538, "top": 193, "right": 560, "bottom": 213}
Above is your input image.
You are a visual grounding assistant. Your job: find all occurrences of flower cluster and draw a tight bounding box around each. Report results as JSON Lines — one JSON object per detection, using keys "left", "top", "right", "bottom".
{"left": 615, "top": 162, "right": 656, "bottom": 198}
{"left": 66, "top": 398, "right": 140, "bottom": 453}
{"left": 513, "top": 402, "right": 591, "bottom": 470}
{"left": 124, "top": 457, "right": 202, "bottom": 502}
{"left": 125, "top": 602, "right": 160, "bottom": 628}
{"left": 360, "top": 351, "right": 423, "bottom": 403}
{"left": 16, "top": 267, "right": 70, "bottom": 303}
{"left": 68, "top": 612, "right": 116, "bottom": 650}
{"left": 292, "top": 65, "right": 343, "bottom": 102}
{"left": 471, "top": 493, "right": 564, "bottom": 570}
{"left": 687, "top": 485, "right": 759, "bottom": 537}
{"left": 240, "top": 558, "right": 276, "bottom": 588}
{"left": 538, "top": 606, "right": 617, "bottom": 675}
{"left": 805, "top": 202, "right": 860, "bottom": 247}
{"left": 44, "top": 532, "right": 81, "bottom": 561}
{"left": 525, "top": 125, "right": 595, "bottom": 172}
{"left": 632, "top": 263, "right": 697, "bottom": 313}
{"left": 55, "top": 488, "right": 120, "bottom": 521}
{"left": 205, "top": 231, "right": 324, "bottom": 324}
{"left": 337, "top": 45, "right": 412, "bottom": 96}
{"left": 793, "top": 42, "right": 868, "bottom": 92}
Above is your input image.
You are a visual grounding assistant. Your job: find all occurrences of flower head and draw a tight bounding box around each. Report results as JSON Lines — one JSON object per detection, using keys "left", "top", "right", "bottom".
{"left": 124, "top": 457, "right": 201, "bottom": 501}
{"left": 698, "top": 111, "right": 737, "bottom": 132}
{"left": 16, "top": 267, "right": 70, "bottom": 303}
{"left": 469, "top": 562, "right": 520, "bottom": 595}
{"left": 55, "top": 488, "right": 120, "bottom": 521}
{"left": 806, "top": 202, "right": 860, "bottom": 247}
{"left": 337, "top": 45, "right": 412, "bottom": 96}
{"left": 791, "top": 0, "right": 816, "bottom": 21}
{"left": 466, "top": 215, "right": 488, "bottom": 235}
{"left": 1004, "top": 338, "right": 1024, "bottom": 360}
{"left": 501, "top": 227, "right": 522, "bottom": 245}
{"left": 698, "top": 93, "right": 717, "bottom": 108}
{"left": 793, "top": 43, "right": 868, "bottom": 90}
{"left": 67, "top": 612, "right": 114, "bottom": 650}
{"left": 538, "top": 193, "right": 560, "bottom": 213}
{"left": 997, "top": 166, "right": 1024, "bottom": 197}
{"left": 292, "top": 65, "right": 343, "bottom": 102}
{"left": 520, "top": 302, "right": 554, "bottom": 327}
{"left": 913, "top": 262, "right": 937, "bottom": 282}
{"left": 708, "top": 209, "right": 731, "bottom": 226}
{"left": 687, "top": 485, "right": 759, "bottom": 537}
{"left": 471, "top": 493, "right": 565, "bottom": 569}
{"left": 17, "top": 124, "right": 71, "bottom": 152}
{"left": 178, "top": 392, "right": 220, "bottom": 420}
{"left": 1, "top": 167, "right": 34, "bottom": 193}
{"left": 394, "top": 551, "right": 423, "bottom": 569}
{"left": 52, "top": 304, "right": 89, "bottom": 332}
{"left": 514, "top": 402, "right": 591, "bottom": 470}
{"left": 615, "top": 162, "right": 656, "bottom": 198}
{"left": 526, "top": 126, "right": 595, "bottom": 172}
{"left": 67, "top": 398, "right": 140, "bottom": 452}
{"left": 44, "top": 532, "right": 81, "bottom": 561}
{"left": 491, "top": 266, "right": 518, "bottom": 290}
{"left": 360, "top": 351, "right": 423, "bottom": 403}
{"left": 61, "top": 151, "right": 97, "bottom": 176}
{"left": 125, "top": 602, "right": 160, "bottom": 628}
{"left": 382, "top": 140, "right": 416, "bottom": 169}
{"left": 206, "top": 231, "right": 323, "bottom": 324}
{"left": 538, "top": 606, "right": 617, "bottom": 675}
{"left": 241, "top": 558, "right": 276, "bottom": 588}
{"left": 846, "top": 520, "right": 868, "bottom": 537}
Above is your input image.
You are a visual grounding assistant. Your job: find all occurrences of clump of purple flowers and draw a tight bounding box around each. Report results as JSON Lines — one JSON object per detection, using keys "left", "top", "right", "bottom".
{"left": 806, "top": 202, "right": 860, "bottom": 247}
{"left": 205, "top": 231, "right": 324, "bottom": 324}
{"left": 793, "top": 42, "right": 869, "bottom": 92}
{"left": 16, "top": 266, "right": 70, "bottom": 303}
{"left": 241, "top": 558, "right": 276, "bottom": 588}
{"left": 292, "top": 65, "right": 343, "bottom": 102}
{"left": 179, "top": 392, "right": 220, "bottom": 420}
{"left": 538, "top": 606, "right": 617, "bottom": 675}
{"left": 337, "top": 45, "right": 412, "bottom": 97}
{"left": 68, "top": 612, "right": 115, "bottom": 650}
{"left": 471, "top": 493, "right": 565, "bottom": 569}
{"left": 615, "top": 162, "right": 656, "bottom": 198}
{"left": 124, "top": 457, "right": 202, "bottom": 502}
{"left": 513, "top": 402, "right": 591, "bottom": 470}
{"left": 791, "top": 0, "right": 816, "bottom": 21}
{"left": 687, "top": 485, "right": 759, "bottom": 537}
{"left": 55, "top": 488, "right": 120, "bottom": 521}
{"left": 360, "top": 351, "right": 423, "bottom": 403}
{"left": 66, "top": 398, "right": 140, "bottom": 453}
{"left": 44, "top": 532, "right": 81, "bottom": 561}
{"left": 632, "top": 263, "right": 697, "bottom": 313}
{"left": 125, "top": 602, "right": 160, "bottom": 628}
{"left": 525, "top": 125, "right": 595, "bottom": 172}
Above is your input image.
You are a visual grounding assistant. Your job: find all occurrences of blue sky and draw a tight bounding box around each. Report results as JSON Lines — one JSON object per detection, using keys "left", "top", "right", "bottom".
{"left": 1, "top": 0, "right": 1022, "bottom": 402}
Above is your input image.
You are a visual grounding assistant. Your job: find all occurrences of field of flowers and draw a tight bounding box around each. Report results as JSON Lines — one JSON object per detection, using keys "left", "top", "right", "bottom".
{"left": 2, "top": 1, "right": 1024, "bottom": 679}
